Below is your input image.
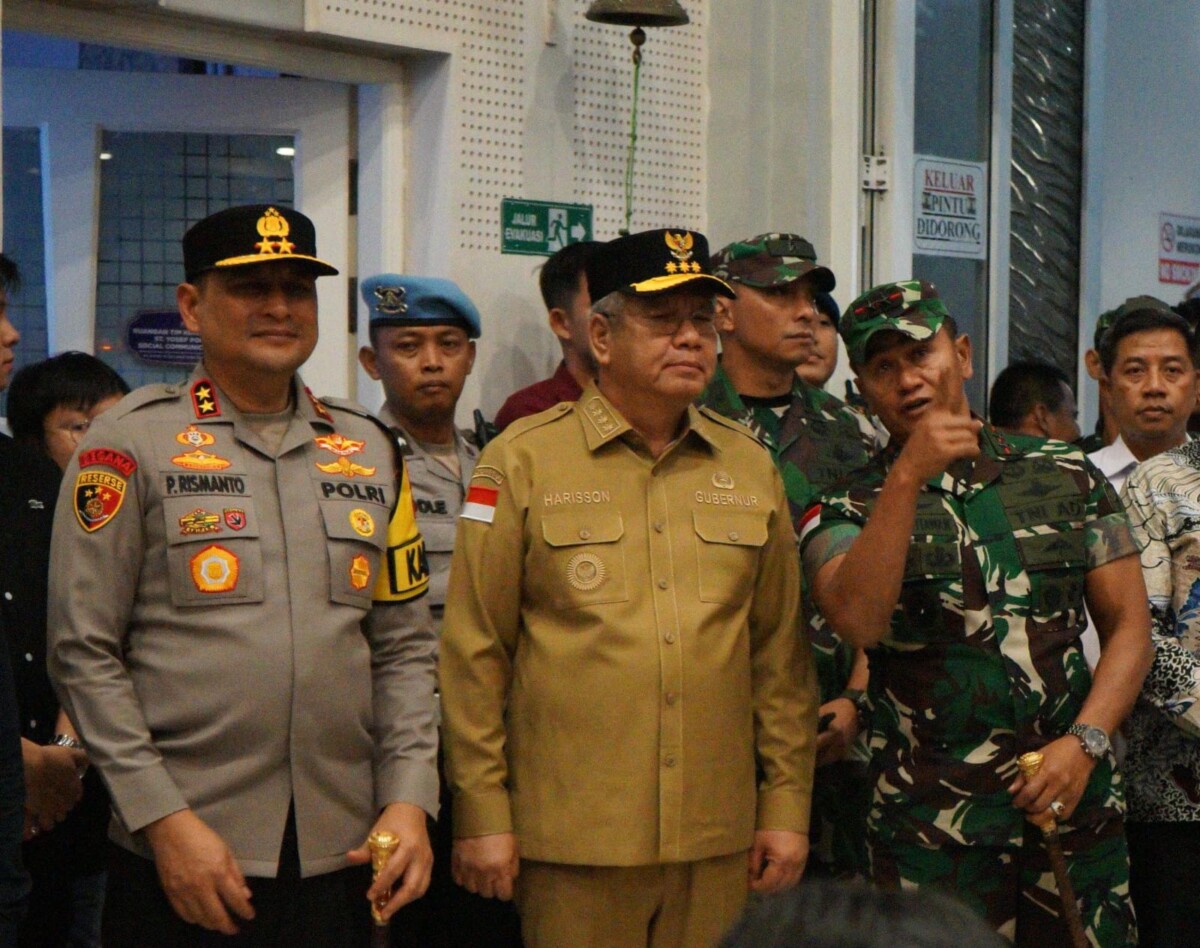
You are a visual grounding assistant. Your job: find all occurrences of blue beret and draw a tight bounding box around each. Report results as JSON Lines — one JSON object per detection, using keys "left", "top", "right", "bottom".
{"left": 360, "top": 274, "right": 481, "bottom": 338}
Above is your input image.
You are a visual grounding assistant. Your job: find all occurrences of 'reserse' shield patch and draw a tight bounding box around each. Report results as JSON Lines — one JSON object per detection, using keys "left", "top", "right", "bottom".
{"left": 74, "top": 470, "right": 127, "bottom": 532}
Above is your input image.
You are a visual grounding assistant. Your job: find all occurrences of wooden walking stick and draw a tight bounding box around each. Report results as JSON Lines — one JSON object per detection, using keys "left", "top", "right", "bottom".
{"left": 1017, "top": 752, "right": 1089, "bottom": 948}
{"left": 368, "top": 830, "right": 400, "bottom": 948}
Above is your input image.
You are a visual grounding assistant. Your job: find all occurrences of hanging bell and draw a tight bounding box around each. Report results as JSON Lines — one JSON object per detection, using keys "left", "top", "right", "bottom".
{"left": 583, "top": 0, "right": 690, "bottom": 28}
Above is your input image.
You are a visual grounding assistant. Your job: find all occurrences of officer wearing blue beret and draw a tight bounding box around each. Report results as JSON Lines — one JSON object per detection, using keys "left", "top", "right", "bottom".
{"left": 358, "top": 276, "right": 521, "bottom": 946}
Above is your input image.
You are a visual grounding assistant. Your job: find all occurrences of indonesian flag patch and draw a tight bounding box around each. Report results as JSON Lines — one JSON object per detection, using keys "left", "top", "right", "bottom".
{"left": 461, "top": 485, "right": 499, "bottom": 524}
{"left": 798, "top": 504, "right": 822, "bottom": 545}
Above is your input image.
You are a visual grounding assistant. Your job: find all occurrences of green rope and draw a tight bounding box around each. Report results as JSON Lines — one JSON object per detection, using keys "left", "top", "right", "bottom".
{"left": 622, "top": 49, "right": 642, "bottom": 236}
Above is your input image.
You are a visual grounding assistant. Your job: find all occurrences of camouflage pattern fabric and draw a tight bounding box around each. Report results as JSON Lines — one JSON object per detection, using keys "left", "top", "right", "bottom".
{"left": 801, "top": 423, "right": 1138, "bottom": 852}
{"left": 698, "top": 364, "right": 876, "bottom": 876}
{"left": 871, "top": 818, "right": 1136, "bottom": 946}
{"left": 839, "top": 279, "right": 950, "bottom": 366}
{"left": 710, "top": 233, "right": 834, "bottom": 291}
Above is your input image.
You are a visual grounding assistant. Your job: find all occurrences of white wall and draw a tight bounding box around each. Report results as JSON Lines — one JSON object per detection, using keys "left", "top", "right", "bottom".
{"left": 1076, "top": 0, "right": 1200, "bottom": 428}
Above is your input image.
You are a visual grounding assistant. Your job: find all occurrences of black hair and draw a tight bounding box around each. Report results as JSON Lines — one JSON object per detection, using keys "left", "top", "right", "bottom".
{"left": 720, "top": 879, "right": 1007, "bottom": 948}
{"left": 988, "top": 360, "right": 1071, "bottom": 428}
{"left": 7, "top": 351, "right": 130, "bottom": 447}
{"left": 0, "top": 254, "right": 20, "bottom": 294}
{"left": 538, "top": 241, "right": 602, "bottom": 312}
{"left": 814, "top": 292, "right": 840, "bottom": 324}
{"left": 1098, "top": 308, "right": 1196, "bottom": 375}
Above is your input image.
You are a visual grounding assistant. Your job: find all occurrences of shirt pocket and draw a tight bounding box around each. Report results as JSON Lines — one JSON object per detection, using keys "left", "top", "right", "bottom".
{"left": 894, "top": 538, "right": 962, "bottom": 643}
{"left": 162, "top": 496, "right": 264, "bottom": 607}
{"left": 539, "top": 509, "right": 629, "bottom": 609}
{"left": 693, "top": 510, "right": 770, "bottom": 605}
{"left": 1016, "top": 529, "right": 1087, "bottom": 631}
{"left": 318, "top": 499, "right": 389, "bottom": 609}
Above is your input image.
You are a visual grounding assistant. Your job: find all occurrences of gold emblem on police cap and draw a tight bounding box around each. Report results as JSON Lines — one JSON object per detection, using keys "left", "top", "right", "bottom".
{"left": 712, "top": 471, "right": 734, "bottom": 489}
{"left": 566, "top": 552, "right": 608, "bottom": 592}
{"left": 254, "top": 207, "right": 295, "bottom": 256}
{"left": 664, "top": 231, "right": 701, "bottom": 275}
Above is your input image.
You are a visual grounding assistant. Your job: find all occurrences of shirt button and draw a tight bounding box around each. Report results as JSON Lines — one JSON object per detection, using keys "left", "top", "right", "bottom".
{"left": 664, "top": 632, "right": 676, "bottom": 644}
{"left": 664, "top": 755, "right": 676, "bottom": 767}
{"left": 654, "top": 522, "right": 664, "bottom": 533}
{"left": 24, "top": 654, "right": 32, "bottom": 663}
{"left": 728, "top": 531, "right": 740, "bottom": 541}
{"left": 3, "top": 592, "right": 11, "bottom": 601}
{"left": 29, "top": 720, "right": 36, "bottom": 729}
{"left": 579, "top": 529, "right": 591, "bottom": 540}
{"left": 665, "top": 692, "right": 677, "bottom": 706}
{"left": 657, "top": 579, "right": 668, "bottom": 590}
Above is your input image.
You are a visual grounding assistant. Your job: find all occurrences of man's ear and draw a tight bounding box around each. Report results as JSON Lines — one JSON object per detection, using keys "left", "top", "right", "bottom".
{"left": 357, "top": 345, "right": 381, "bottom": 381}
{"left": 1084, "top": 348, "right": 1103, "bottom": 382}
{"left": 1030, "top": 403, "right": 1052, "bottom": 438}
{"left": 715, "top": 298, "right": 735, "bottom": 334}
{"left": 466, "top": 339, "right": 477, "bottom": 376}
{"left": 589, "top": 311, "right": 614, "bottom": 369}
{"left": 177, "top": 282, "right": 201, "bottom": 333}
{"left": 953, "top": 332, "right": 974, "bottom": 382}
{"left": 547, "top": 307, "right": 572, "bottom": 343}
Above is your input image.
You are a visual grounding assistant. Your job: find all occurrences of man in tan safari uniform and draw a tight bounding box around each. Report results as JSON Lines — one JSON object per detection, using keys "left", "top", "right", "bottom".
{"left": 48, "top": 205, "right": 439, "bottom": 947}
{"left": 440, "top": 228, "right": 819, "bottom": 947}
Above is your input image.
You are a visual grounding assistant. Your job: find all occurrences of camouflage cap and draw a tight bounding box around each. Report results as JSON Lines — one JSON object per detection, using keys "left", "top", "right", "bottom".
{"left": 840, "top": 279, "right": 950, "bottom": 366}
{"left": 1093, "top": 295, "right": 1174, "bottom": 349}
{"left": 711, "top": 233, "right": 835, "bottom": 293}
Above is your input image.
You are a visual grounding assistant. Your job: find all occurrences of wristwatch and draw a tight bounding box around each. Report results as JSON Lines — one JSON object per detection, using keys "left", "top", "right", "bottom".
{"left": 1066, "top": 723, "right": 1110, "bottom": 760}
{"left": 49, "top": 734, "right": 82, "bottom": 750}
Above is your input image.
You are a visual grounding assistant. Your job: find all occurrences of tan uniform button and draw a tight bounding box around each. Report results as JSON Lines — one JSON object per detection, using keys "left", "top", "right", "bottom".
{"left": 665, "top": 692, "right": 677, "bottom": 706}
{"left": 579, "top": 529, "right": 591, "bottom": 540}
{"left": 664, "top": 755, "right": 676, "bottom": 768}
{"left": 664, "top": 632, "right": 676, "bottom": 644}
{"left": 728, "top": 531, "right": 739, "bottom": 541}
{"left": 657, "top": 579, "right": 668, "bottom": 589}
{"left": 654, "top": 522, "right": 664, "bottom": 533}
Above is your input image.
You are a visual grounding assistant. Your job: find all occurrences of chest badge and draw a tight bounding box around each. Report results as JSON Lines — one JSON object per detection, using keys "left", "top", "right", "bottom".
{"left": 349, "top": 508, "right": 375, "bottom": 537}
{"left": 223, "top": 508, "right": 247, "bottom": 531}
{"left": 179, "top": 509, "right": 221, "bottom": 535}
{"left": 349, "top": 554, "right": 371, "bottom": 591}
{"left": 314, "top": 434, "right": 378, "bottom": 478}
{"left": 190, "top": 544, "right": 239, "bottom": 593}
{"left": 172, "top": 430, "right": 232, "bottom": 472}
{"left": 712, "top": 471, "right": 735, "bottom": 489}
{"left": 566, "top": 552, "right": 608, "bottom": 591}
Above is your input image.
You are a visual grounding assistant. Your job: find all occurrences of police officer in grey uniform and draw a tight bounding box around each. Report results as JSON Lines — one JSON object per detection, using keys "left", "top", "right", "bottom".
{"left": 358, "top": 275, "right": 482, "bottom": 624}
{"left": 48, "top": 205, "right": 439, "bottom": 947}
{"left": 358, "top": 275, "right": 521, "bottom": 947}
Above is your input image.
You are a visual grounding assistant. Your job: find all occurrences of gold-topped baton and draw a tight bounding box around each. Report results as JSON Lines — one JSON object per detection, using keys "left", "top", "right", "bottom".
{"left": 368, "top": 830, "right": 400, "bottom": 945}
{"left": 1017, "top": 752, "right": 1088, "bottom": 948}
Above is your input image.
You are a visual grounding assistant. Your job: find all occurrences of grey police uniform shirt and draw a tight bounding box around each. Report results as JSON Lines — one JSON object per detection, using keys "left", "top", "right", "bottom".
{"left": 48, "top": 367, "right": 439, "bottom": 878}
{"left": 377, "top": 404, "right": 479, "bottom": 619}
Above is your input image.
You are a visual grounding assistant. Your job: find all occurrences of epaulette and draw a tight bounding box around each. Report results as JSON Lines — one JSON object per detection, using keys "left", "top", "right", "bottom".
{"left": 697, "top": 404, "right": 762, "bottom": 444}
{"left": 106, "top": 382, "right": 183, "bottom": 420}
{"left": 497, "top": 401, "right": 574, "bottom": 442}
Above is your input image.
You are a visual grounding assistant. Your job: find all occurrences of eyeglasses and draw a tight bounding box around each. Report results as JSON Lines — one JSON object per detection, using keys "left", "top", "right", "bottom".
{"left": 46, "top": 419, "right": 92, "bottom": 442}
{"left": 620, "top": 310, "right": 718, "bottom": 339}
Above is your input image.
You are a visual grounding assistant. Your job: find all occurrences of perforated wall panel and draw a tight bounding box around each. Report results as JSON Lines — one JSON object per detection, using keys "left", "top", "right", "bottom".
{"left": 315, "top": 0, "right": 707, "bottom": 248}
{"left": 573, "top": 1, "right": 707, "bottom": 238}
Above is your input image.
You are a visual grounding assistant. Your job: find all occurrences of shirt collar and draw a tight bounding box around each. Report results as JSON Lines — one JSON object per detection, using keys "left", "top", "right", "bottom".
{"left": 575, "top": 382, "right": 719, "bottom": 454}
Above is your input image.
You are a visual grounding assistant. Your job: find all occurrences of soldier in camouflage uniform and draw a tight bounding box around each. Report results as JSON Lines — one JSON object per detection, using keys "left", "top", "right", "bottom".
{"left": 800, "top": 279, "right": 1154, "bottom": 945}
{"left": 698, "top": 233, "right": 875, "bottom": 878}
